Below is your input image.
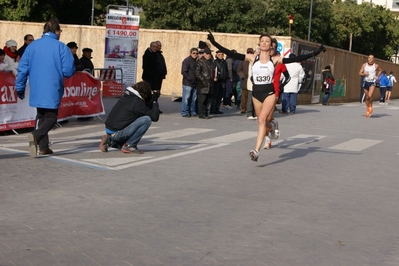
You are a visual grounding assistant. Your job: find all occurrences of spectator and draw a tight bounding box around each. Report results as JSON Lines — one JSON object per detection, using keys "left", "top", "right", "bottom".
{"left": 15, "top": 17, "right": 75, "bottom": 158}
{"left": 3, "top": 39, "right": 19, "bottom": 76}
{"left": 67, "top": 42, "right": 84, "bottom": 71}
{"left": 100, "top": 81, "right": 160, "bottom": 154}
{"left": 210, "top": 50, "right": 227, "bottom": 114}
{"left": 237, "top": 48, "right": 254, "bottom": 114}
{"left": 321, "top": 65, "right": 335, "bottom": 105}
{"left": 195, "top": 48, "right": 214, "bottom": 119}
{"left": 181, "top": 47, "right": 198, "bottom": 117}
{"left": 142, "top": 41, "right": 164, "bottom": 111}
{"left": 0, "top": 49, "right": 8, "bottom": 71}
{"left": 80, "top": 47, "right": 94, "bottom": 74}
{"left": 17, "top": 34, "right": 34, "bottom": 59}
{"left": 385, "top": 71, "right": 396, "bottom": 102}
{"left": 155, "top": 40, "right": 167, "bottom": 96}
{"left": 280, "top": 53, "right": 305, "bottom": 114}
{"left": 377, "top": 70, "right": 389, "bottom": 105}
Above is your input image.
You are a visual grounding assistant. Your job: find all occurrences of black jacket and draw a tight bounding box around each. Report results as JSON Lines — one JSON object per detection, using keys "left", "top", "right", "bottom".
{"left": 181, "top": 56, "right": 197, "bottom": 87}
{"left": 142, "top": 48, "right": 161, "bottom": 81}
{"left": 196, "top": 57, "right": 214, "bottom": 94}
{"left": 321, "top": 69, "right": 335, "bottom": 93}
{"left": 80, "top": 56, "right": 94, "bottom": 73}
{"left": 105, "top": 92, "right": 159, "bottom": 132}
{"left": 214, "top": 58, "right": 228, "bottom": 82}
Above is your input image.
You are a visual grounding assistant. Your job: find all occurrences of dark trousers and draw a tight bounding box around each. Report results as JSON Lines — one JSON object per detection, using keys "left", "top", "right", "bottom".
{"left": 144, "top": 78, "right": 163, "bottom": 97}
{"left": 379, "top": 87, "right": 387, "bottom": 102}
{"left": 211, "top": 81, "right": 225, "bottom": 112}
{"left": 223, "top": 79, "right": 233, "bottom": 105}
{"left": 33, "top": 108, "right": 58, "bottom": 150}
{"left": 197, "top": 93, "right": 212, "bottom": 117}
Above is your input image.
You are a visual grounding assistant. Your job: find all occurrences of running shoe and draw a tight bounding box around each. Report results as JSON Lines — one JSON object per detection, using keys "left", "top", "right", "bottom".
{"left": 249, "top": 150, "right": 259, "bottom": 162}
{"left": 263, "top": 136, "right": 272, "bottom": 150}
{"left": 121, "top": 144, "right": 144, "bottom": 154}
{"left": 270, "top": 119, "right": 280, "bottom": 139}
{"left": 366, "top": 107, "right": 373, "bottom": 118}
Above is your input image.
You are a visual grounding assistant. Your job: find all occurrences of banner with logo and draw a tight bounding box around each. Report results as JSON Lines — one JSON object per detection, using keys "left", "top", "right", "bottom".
{"left": 0, "top": 72, "right": 36, "bottom": 131}
{"left": 59, "top": 72, "right": 105, "bottom": 121}
{"left": 104, "top": 13, "right": 140, "bottom": 96}
{"left": 0, "top": 71, "right": 105, "bottom": 132}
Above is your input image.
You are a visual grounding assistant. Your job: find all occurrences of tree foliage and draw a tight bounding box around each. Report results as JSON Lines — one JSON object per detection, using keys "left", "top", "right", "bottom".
{"left": 1, "top": 0, "right": 399, "bottom": 60}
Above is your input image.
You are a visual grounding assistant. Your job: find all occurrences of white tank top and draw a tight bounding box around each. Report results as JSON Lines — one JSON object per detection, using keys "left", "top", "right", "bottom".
{"left": 364, "top": 63, "right": 376, "bottom": 82}
{"left": 252, "top": 60, "right": 274, "bottom": 85}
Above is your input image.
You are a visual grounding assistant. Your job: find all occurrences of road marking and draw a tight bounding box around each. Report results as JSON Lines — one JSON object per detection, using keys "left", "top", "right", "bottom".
{"left": 274, "top": 134, "right": 327, "bottom": 148}
{"left": 329, "top": 138, "right": 382, "bottom": 151}
{"left": 199, "top": 131, "right": 255, "bottom": 143}
{"left": 145, "top": 128, "right": 215, "bottom": 140}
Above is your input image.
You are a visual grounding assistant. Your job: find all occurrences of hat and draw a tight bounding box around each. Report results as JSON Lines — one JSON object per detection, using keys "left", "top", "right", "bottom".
{"left": 82, "top": 48, "right": 93, "bottom": 53}
{"left": 204, "top": 48, "right": 211, "bottom": 54}
{"left": 198, "top": 41, "right": 208, "bottom": 50}
{"left": 6, "top": 40, "right": 17, "bottom": 48}
{"left": 324, "top": 65, "right": 331, "bottom": 70}
{"left": 289, "top": 53, "right": 296, "bottom": 58}
{"left": 67, "top": 42, "right": 78, "bottom": 49}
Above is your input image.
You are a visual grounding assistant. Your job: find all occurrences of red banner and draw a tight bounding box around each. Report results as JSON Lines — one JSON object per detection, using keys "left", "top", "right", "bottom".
{"left": 59, "top": 72, "right": 105, "bottom": 120}
{"left": 0, "top": 71, "right": 105, "bottom": 132}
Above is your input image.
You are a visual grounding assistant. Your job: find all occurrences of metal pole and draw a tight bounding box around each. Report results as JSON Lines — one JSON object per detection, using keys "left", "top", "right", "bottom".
{"left": 91, "top": 0, "right": 94, "bottom": 25}
{"left": 126, "top": 0, "right": 129, "bottom": 15}
{"left": 307, "top": 0, "right": 313, "bottom": 41}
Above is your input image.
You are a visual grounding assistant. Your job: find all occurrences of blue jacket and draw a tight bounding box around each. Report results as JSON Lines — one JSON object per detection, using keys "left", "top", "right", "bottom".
{"left": 378, "top": 74, "right": 389, "bottom": 87}
{"left": 16, "top": 32, "right": 75, "bottom": 109}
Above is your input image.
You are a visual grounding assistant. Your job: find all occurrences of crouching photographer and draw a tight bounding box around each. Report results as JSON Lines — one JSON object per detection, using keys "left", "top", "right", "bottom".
{"left": 99, "top": 81, "right": 160, "bottom": 154}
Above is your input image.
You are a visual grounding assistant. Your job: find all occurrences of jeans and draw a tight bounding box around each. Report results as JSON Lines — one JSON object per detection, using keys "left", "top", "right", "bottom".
{"left": 33, "top": 108, "right": 58, "bottom": 151}
{"left": 281, "top": 92, "right": 298, "bottom": 113}
{"left": 322, "top": 93, "right": 330, "bottom": 105}
{"left": 110, "top": 116, "right": 151, "bottom": 147}
{"left": 181, "top": 85, "right": 197, "bottom": 116}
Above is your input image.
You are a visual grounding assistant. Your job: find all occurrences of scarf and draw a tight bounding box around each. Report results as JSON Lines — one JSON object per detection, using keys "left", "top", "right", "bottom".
{"left": 3, "top": 46, "right": 18, "bottom": 60}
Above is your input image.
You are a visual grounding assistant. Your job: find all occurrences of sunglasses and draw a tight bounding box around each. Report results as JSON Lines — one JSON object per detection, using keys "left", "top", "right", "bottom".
{"left": 27, "top": 39, "right": 34, "bottom": 42}
{"left": 191, "top": 52, "right": 198, "bottom": 55}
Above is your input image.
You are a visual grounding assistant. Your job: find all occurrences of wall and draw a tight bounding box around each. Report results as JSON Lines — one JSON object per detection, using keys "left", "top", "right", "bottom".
{"left": 1, "top": 20, "right": 399, "bottom": 103}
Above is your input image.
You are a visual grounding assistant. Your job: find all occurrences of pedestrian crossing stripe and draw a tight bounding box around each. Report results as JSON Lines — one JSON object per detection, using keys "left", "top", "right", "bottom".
{"left": 145, "top": 128, "right": 215, "bottom": 140}
{"left": 329, "top": 138, "right": 382, "bottom": 151}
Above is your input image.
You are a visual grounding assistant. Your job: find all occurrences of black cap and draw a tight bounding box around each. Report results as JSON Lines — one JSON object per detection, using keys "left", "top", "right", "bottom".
{"left": 82, "top": 48, "right": 93, "bottom": 53}
{"left": 198, "top": 41, "right": 208, "bottom": 49}
{"left": 67, "top": 42, "right": 78, "bottom": 49}
{"left": 204, "top": 48, "right": 211, "bottom": 54}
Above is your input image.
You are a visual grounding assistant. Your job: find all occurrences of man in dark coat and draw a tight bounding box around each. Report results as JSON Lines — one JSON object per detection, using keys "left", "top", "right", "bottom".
{"left": 195, "top": 48, "right": 214, "bottom": 119}
{"left": 80, "top": 47, "right": 94, "bottom": 74}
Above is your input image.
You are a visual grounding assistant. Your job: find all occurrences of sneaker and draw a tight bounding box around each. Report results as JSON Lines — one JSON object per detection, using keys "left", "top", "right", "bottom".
{"left": 270, "top": 119, "right": 280, "bottom": 139}
{"left": 222, "top": 105, "right": 233, "bottom": 110}
{"left": 99, "top": 135, "right": 111, "bottom": 152}
{"left": 263, "top": 136, "right": 272, "bottom": 150}
{"left": 366, "top": 107, "right": 373, "bottom": 118}
{"left": 247, "top": 116, "right": 257, "bottom": 120}
{"left": 39, "top": 149, "right": 53, "bottom": 155}
{"left": 27, "top": 133, "right": 38, "bottom": 158}
{"left": 249, "top": 149, "right": 259, "bottom": 162}
{"left": 121, "top": 144, "right": 144, "bottom": 154}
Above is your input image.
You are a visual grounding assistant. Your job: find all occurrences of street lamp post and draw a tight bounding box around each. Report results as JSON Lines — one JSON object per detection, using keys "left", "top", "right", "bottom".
{"left": 289, "top": 14, "right": 294, "bottom": 37}
{"left": 307, "top": 0, "right": 313, "bottom": 41}
{"left": 91, "top": 0, "right": 94, "bottom": 25}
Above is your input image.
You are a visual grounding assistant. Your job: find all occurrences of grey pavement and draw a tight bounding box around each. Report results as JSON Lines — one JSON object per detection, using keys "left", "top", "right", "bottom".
{"left": 1, "top": 96, "right": 399, "bottom": 266}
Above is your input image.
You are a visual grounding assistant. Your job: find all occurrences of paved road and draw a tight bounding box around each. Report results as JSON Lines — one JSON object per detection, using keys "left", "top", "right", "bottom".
{"left": 1, "top": 97, "right": 399, "bottom": 266}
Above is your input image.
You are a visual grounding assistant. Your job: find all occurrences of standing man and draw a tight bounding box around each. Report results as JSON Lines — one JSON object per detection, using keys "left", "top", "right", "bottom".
{"left": 142, "top": 41, "right": 164, "bottom": 111}
{"left": 155, "top": 40, "right": 167, "bottom": 96}
{"left": 180, "top": 47, "right": 198, "bottom": 117}
{"left": 359, "top": 54, "right": 381, "bottom": 117}
{"left": 195, "top": 47, "right": 214, "bottom": 119}
{"left": 17, "top": 34, "right": 34, "bottom": 59}
{"left": 210, "top": 50, "right": 227, "bottom": 115}
{"left": 280, "top": 53, "right": 305, "bottom": 113}
{"left": 16, "top": 17, "right": 75, "bottom": 157}
{"left": 67, "top": 42, "right": 84, "bottom": 71}
{"left": 80, "top": 47, "right": 94, "bottom": 74}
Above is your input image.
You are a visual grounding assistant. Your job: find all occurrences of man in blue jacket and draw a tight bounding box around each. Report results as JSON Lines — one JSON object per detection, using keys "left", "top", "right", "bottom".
{"left": 16, "top": 17, "right": 75, "bottom": 158}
